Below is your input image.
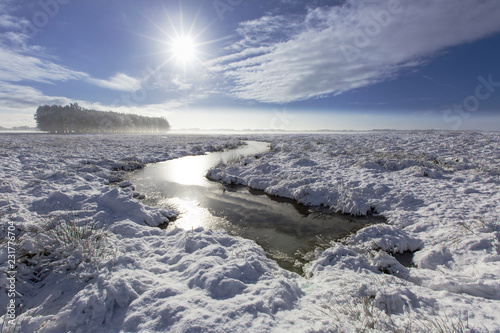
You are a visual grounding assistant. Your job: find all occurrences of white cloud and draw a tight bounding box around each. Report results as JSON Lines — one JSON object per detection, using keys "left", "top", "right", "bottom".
{"left": 0, "top": 47, "right": 87, "bottom": 83}
{"left": 0, "top": 36, "right": 141, "bottom": 93}
{"left": 87, "top": 73, "right": 143, "bottom": 92}
{"left": 211, "top": 0, "right": 500, "bottom": 103}
{"left": 0, "top": 82, "right": 72, "bottom": 127}
{"left": 0, "top": 5, "right": 89, "bottom": 84}
{"left": 0, "top": 14, "right": 28, "bottom": 30}
{"left": 0, "top": 83, "right": 72, "bottom": 109}
{"left": 0, "top": 10, "right": 140, "bottom": 92}
{"left": 1, "top": 31, "right": 28, "bottom": 46}
{"left": 231, "top": 15, "right": 303, "bottom": 50}
{"left": 171, "top": 76, "right": 192, "bottom": 90}
{"left": 207, "top": 46, "right": 274, "bottom": 68}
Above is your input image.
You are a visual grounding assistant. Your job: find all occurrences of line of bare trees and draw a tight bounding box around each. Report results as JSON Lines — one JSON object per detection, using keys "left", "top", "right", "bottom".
{"left": 34, "top": 103, "right": 171, "bottom": 133}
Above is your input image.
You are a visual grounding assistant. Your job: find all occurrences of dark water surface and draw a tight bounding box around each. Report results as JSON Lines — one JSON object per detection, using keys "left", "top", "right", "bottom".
{"left": 129, "top": 141, "right": 382, "bottom": 272}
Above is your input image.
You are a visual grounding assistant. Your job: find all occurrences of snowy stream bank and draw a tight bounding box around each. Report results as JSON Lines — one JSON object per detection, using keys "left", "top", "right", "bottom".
{"left": 127, "top": 141, "right": 382, "bottom": 273}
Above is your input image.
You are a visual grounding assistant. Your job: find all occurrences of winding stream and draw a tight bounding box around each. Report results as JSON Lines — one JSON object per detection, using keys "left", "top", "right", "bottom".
{"left": 129, "top": 141, "right": 382, "bottom": 272}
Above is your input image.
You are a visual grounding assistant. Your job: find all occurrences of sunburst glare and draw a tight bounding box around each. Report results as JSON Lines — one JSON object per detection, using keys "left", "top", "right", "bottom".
{"left": 130, "top": 2, "right": 234, "bottom": 88}
{"left": 170, "top": 35, "right": 197, "bottom": 64}
{"left": 146, "top": 6, "right": 220, "bottom": 73}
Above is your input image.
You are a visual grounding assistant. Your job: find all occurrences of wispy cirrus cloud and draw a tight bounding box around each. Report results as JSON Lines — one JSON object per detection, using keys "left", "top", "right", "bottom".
{"left": 87, "top": 73, "right": 143, "bottom": 92}
{"left": 0, "top": 6, "right": 88, "bottom": 84}
{"left": 0, "top": 82, "right": 72, "bottom": 126}
{"left": 171, "top": 76, "right": 192, "bottom": 90}
{"left": 0, "top": 47, "right": 87, "bottom": 83}
{"left": 0, "top": 13, "right": 28, "bottom": 30}
{"left": 0, "top": 40, "right": 144, "bottom": 94}
{"left": 0, "top": 82, "right": 72, "bottom": 110}
{"left": 211, "top": 0, "right": 500, "bottom": 103}
{"left": 0, "top": 6, "right": 142, "bottom": 93}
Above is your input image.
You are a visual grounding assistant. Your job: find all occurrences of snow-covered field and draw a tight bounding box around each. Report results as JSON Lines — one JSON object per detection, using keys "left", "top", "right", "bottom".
{"left": 1, "top": 131, "right": 500, "bottom": 332}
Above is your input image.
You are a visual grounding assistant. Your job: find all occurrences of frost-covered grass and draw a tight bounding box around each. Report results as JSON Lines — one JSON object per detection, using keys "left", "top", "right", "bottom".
{"left": 312, "top": 291, "right": 472, "bottom": 332}
{"left": 20, "top": 215, "right": 114, "bottom": 278}
{"left": 1, "top": 132, "right": 499, "bottom": 332}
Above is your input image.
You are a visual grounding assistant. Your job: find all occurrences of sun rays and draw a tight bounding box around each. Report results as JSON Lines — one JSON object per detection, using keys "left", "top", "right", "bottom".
{"left": 139, "top": 4, "right": 219, "bottom": 75}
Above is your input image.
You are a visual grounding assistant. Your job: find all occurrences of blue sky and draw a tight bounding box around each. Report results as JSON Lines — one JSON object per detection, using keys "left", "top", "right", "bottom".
{"left": 1, "top": 0, "right": 500, "bottom": 130}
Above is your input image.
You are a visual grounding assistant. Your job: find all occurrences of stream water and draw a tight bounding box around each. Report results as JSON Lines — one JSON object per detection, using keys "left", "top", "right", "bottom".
{"left": 128, "top": 141, "right": 382, "bottom": 272}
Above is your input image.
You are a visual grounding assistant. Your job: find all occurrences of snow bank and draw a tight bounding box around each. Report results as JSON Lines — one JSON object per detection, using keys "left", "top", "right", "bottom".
{"left": 17, "top": 226, "right": 301, "bottom": 332}
{"left": 208, "top": 131, "right": 500, "bottom": 331}
{"left": 1, "top": 132, "right": 500, "bottom": 332}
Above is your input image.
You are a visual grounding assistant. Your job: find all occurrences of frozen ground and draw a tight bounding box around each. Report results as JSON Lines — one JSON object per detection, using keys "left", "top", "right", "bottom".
{"left": 1, "top": 131, "right": 499, "bottom": 332}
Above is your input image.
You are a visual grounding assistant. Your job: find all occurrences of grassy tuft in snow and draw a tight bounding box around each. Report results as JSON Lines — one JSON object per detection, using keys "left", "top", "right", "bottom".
{"left": 0, "top": 315, "right": 31, "bottom": 333}
{"left": 19, "top": 215, "right": 115, "bottom": 281}
{"left": 313, "top": 292, "right": 473, "bottom": 333}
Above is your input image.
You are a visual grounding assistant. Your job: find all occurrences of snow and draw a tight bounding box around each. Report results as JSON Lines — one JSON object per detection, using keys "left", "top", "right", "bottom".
{"left": 209, "top": 131, "right": 500, "bottom": 331}
{"left": 1, "top": 131, "right": 500, "bottom": 332}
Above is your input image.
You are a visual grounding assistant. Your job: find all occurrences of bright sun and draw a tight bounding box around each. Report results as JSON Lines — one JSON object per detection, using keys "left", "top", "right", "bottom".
{"left": 171, "top": 36, "right": 196, "bottom": 63}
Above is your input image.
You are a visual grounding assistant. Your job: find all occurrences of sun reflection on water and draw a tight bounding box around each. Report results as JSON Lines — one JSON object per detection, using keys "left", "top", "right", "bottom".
{"left": 155, "top": 155, "right": 212, "bottom": 187}
{"left": 150, "top": 141, "right": 270, "bottom": 187}
{"left": 161, "top": 197, "right": 228, "bottom": 231}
